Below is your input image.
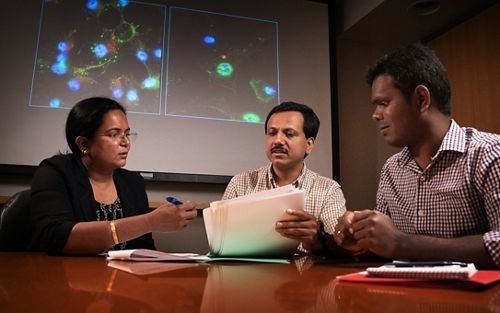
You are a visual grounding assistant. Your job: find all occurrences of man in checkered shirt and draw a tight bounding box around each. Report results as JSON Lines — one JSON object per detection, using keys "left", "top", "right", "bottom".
{"left": 223, "top": 102, "right": 347, "bottom": 254}
{"left": 335, "top": 43, "right": 500, "bottom": 268}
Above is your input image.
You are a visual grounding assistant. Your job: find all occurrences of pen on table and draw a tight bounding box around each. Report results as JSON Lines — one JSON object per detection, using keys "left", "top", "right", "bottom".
{"left": 387, "top": 261, "right": 469, "bottom": 267}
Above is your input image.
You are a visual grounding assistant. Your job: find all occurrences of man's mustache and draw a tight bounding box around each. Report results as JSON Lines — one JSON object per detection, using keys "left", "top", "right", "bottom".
{"left": 271, "top": 145, "right": 288, "bottom": 153}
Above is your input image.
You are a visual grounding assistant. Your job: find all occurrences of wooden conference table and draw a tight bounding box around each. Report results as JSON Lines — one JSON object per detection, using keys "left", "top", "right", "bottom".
{"left": 1, "top": 252, "right": 499, "bottom": 313}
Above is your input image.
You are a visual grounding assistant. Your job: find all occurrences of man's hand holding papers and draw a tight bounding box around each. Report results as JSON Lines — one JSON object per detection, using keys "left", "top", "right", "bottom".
{"left": 275, "top": 208, "right": 322, "bottom": 252}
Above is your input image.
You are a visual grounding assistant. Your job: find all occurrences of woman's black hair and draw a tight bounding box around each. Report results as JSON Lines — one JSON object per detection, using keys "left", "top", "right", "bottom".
{"left": 65, "top": 97, "right": 126, "bottom": 157}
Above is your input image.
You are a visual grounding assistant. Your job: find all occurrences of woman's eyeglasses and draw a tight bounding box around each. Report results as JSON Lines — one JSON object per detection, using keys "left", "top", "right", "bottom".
{"left": 98, "top": 130, "right": 137, "bottom": 142}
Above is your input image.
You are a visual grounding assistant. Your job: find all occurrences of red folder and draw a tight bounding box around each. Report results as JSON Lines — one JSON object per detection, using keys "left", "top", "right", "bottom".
{"left": 337, "top": 270, "right": 500, "bottom": 290}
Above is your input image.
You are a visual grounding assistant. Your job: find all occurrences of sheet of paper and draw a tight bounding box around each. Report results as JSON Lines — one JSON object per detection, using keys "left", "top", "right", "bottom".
{"left": 107, "top": 249, "right": 210, "bottom": 262}
{"left": 106, "top": 249, "right": 290, "bottom": 264}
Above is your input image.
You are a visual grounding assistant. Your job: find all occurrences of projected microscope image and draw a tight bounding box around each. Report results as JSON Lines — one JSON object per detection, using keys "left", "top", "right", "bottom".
{"left": 30, "top": 0, "right": 165, "bottom": 114}
{"left": 166, "top": 7, "right": 279, "bottom": 123}
{"left": 29, "top": 1, "right": 279, "bottom": 123}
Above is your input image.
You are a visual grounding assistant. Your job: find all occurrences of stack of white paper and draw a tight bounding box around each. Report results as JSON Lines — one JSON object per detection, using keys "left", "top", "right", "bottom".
{"left": 203, "top": 184, "right": 305, "bottom": 257}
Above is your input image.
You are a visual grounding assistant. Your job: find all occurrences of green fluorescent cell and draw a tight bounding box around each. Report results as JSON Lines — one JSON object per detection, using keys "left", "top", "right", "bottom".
{"left": 216, "top": 62, "right": 234, "bottom": 77}
{"left": 242, "top": 112, "right": 261, "bottom": 123}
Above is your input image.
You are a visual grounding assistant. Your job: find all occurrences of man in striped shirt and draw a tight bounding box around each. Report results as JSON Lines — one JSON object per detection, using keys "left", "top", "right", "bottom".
{"left": 335, "top": 43, "right": 500, "bottom": 268}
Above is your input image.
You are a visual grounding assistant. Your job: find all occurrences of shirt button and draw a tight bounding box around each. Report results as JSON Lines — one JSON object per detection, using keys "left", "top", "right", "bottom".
{"left": 418, "top": 210, "right": 425, "bottom": 216}
{"left": 419, "top": 176, "right": 426, "bottom": 182}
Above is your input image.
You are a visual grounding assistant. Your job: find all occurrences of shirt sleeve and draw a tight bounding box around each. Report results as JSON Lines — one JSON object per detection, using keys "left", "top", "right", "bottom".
{"left": 319, "top": 184, "right": 347, "bottom": 235}
{"left": 30, "top": 161, "right": 77, "bottom": 254}
{"left": 478, "top": 144, "right": 500, "bottom": 267}
{"left": 222, "top": 176, "right": 239, "bottom": 200}
{"left": 375, "top": 162, "right": 390, "bottom": 216}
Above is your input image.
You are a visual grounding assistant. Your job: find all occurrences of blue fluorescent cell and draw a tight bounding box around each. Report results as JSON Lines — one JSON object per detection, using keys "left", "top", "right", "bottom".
{"left": 117, "top": 0, "right": 129, "bottom": 6}
{"left": 142, "top": 77, "right": 157, "bottom": 89}
{"left": 112, "top": 87, "right": 124, "bottom": 99}
{"left": 49, "top": 98, "right": 61, "bottom": 108}
{"left": 93, "top": 44, "right": 108, "bottom": 58}
{"left": 126, "top": 89, "right": 138, "bottom": 102}
{"left": 51, "top": 62, "right": 67, "bottom": 75}
{"left": 136, "top": 50, "right": 148, "bottom": 62}
{"left": 263, "top": 85, "right": 276, "bottom": 96}
{"left": 203, "top": 35, "right": 215, "bottom": 45}
{"left": 57, "top": 41, "right": 68, "bottom": 52}
{"left": 56, "top": 53, "right": 67, "bottom": 63}
{"left": 154, "top": 48, "right": 161, "bottom": 58}
{"left": 87, "top": 0, "right": 99, "bottom": 10}
{"left": 67, "top": 79, "right": 80, "bottom": 91}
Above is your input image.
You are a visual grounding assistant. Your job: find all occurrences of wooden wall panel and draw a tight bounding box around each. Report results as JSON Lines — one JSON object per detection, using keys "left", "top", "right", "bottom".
{"left": 428, "top": 3, "right": 500, "bottom": 134}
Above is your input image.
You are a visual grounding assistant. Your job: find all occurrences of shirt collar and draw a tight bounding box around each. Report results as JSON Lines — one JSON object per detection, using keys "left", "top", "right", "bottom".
{"left": 397, "top": 120, "right": 465, "bottom": 166}
{"left": 267, "top": 163, "right": 307, "bottom": 189}
{"left": 437, "top": 119, "right": 466, "bottom": 154}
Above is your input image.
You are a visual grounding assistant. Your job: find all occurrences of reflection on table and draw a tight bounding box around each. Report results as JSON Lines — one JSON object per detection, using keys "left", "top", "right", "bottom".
{"left": 1, "top": 253, "right": 500, "bottom": 313}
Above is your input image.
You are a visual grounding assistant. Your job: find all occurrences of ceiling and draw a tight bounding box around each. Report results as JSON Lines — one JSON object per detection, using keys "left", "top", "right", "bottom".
{"left": 334, "top": 0, "right": 498, "bottom": 48}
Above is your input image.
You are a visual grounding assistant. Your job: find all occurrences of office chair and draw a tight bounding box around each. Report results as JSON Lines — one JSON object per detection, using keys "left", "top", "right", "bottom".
{"left": 0, "top": 189, "right": 32, "bottom": 251}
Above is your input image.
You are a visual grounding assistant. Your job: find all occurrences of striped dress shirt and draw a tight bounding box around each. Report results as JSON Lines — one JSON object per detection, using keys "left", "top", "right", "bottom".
{"left": 376, "top": 120, "right": 500, "bottom": 266}
{"left": 222, "top": 163, "right": 347, "bottom": 252}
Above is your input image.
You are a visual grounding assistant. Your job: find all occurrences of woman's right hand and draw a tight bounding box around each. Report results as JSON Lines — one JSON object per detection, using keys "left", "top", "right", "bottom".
{"left": 148, "top": 200, "right": 197, "bottom": 232}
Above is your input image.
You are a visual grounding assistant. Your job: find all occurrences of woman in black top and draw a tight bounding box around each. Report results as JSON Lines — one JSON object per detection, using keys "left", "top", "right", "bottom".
{"left": 30, "top": 97, "right": 197, "bottom": 254}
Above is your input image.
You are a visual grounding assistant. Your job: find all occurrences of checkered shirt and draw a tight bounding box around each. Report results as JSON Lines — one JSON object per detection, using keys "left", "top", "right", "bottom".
{"left": 376, "top": 120, "right": 500, "bottom": 266}
{"left": 222, "top": 163, "right": 347, "bottom": 251}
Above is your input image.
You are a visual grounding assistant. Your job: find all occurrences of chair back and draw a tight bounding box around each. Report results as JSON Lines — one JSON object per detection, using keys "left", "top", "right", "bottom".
{"left": 0, "top": 189, "right": 32, "bottom": 251}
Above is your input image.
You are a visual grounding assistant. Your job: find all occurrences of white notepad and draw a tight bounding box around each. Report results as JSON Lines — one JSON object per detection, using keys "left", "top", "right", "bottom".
{"left": 366, "top": 263, "right": 477, "bottom": 280}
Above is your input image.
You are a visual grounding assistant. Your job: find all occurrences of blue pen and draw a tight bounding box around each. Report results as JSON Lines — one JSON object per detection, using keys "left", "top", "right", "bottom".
{"left": 166, "top": 196, "right": 183, "bottom": 205}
